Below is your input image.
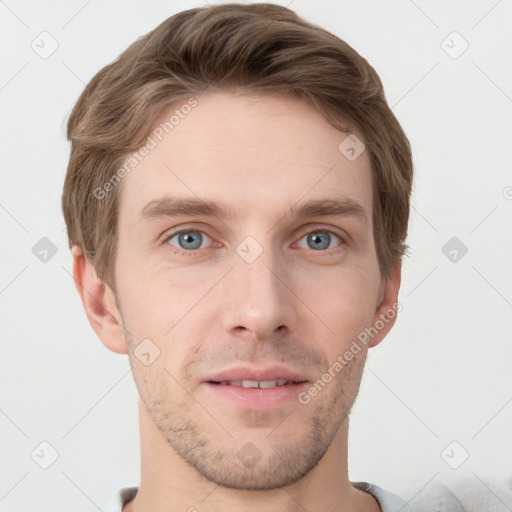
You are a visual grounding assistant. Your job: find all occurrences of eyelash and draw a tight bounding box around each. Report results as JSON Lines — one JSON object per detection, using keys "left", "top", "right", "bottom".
{"left": 162, "top": 225, "right": 347, "bottom": 258}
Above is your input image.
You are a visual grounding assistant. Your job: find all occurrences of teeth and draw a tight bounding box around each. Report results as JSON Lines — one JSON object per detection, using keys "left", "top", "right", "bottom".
{"left": 219, "top": 379, "right": 290, "bottom": 388}
{"left": 242, "top": 380, "right": 259, "bottom": 388}
{"left": 258, "top": 380, "right": 277, "bottom": 389}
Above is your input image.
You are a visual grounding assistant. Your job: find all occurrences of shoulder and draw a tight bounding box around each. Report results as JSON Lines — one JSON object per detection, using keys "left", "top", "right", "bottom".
{"left": 352, "top": 481, "right": 412, "bottom": 511}
{"left": 355, "top": 478, "right": 512, "bottom": 512}
{"left": 410, "top": 478, "right": 512, "bottom": 511}
{"left": 101, "top": 487, "right": 138, "bottom": 512}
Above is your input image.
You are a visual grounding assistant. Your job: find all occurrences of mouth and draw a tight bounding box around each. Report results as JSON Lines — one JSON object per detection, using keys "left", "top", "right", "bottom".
{"left": 203, "top": 368, "right": 309, "bottom": 409}
{"left": 212, "top": 379, "right": 300, "bottom": 388}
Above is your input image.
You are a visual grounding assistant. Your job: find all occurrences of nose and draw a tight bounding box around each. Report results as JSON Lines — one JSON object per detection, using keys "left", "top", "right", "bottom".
{"left": 219, "top": 237, "right": 299, "bottom": 342}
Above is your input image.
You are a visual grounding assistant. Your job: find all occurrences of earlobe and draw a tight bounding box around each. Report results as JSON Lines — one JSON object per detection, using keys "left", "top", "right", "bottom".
{"left": 71, "top": 245, "right": 128, "bottom": 355}
{"left": 368, "top": 260, "right": 402, "bottom": 348}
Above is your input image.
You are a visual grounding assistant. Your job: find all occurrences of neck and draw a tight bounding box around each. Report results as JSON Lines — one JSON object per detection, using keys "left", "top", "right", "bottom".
{"left": 123, "top": 398, "right": 380, "bottom": 512}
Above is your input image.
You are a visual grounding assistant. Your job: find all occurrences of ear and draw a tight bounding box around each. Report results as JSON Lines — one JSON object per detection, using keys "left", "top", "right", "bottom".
{"left": 368, "top": 259, "right": 402, "bottom": 348}
{"left": 71, "top": 245, "right": 128, "bottom": 354}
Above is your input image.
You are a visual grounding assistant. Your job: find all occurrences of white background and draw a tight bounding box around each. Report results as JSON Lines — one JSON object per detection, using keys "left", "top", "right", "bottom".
{"left": 1, "top": 0, "right": 511, "bottom": 510}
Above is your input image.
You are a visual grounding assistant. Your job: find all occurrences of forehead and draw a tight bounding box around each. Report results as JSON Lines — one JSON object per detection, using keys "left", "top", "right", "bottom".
{"left": 118, "top": 91, "right": 373, "bottom": 224}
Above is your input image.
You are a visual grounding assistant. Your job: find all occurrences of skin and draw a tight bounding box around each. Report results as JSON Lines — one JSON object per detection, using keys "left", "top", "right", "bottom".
{"left": 72, "top": 91, "right": 401, "bottom": 512}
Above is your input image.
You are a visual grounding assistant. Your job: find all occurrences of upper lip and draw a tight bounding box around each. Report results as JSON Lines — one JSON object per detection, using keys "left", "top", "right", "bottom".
{"left": 203, "top": 366, "right": 309, "bottom": 383}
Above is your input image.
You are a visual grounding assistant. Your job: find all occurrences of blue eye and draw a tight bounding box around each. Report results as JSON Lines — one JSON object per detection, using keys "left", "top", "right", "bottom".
{"left": 296, "top": 230, "right": 342, "bottom": 251}
{"left": 164, "top": 227, "right": 344, "bottom": 256}
{"left": 167, "top": 230, "right": 212, "bottom": 251}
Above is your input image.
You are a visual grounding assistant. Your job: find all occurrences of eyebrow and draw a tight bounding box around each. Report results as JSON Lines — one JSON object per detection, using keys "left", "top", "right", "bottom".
{"left": 139, "top": 196, "right": 368, "bottom": 225}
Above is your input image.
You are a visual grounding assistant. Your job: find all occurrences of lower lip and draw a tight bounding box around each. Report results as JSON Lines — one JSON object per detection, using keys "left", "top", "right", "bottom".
{"left": 203, "top": 382, "right": 309, "bottom": 409}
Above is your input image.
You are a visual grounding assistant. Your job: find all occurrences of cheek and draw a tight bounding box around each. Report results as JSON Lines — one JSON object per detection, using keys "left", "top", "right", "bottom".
{"left": 115, "top": 259, "right": 184, "bottom": 332}
{"left": 115, "top": 253, "right": 220, "bottom": 383}
{"left": 295, "top": 263, "right": 378, "bottom": 335}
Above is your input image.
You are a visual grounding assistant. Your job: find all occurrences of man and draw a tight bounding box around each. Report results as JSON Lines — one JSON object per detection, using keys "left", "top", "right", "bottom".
{"left": 62, "top": 3, "right": 413, "bottom": 511}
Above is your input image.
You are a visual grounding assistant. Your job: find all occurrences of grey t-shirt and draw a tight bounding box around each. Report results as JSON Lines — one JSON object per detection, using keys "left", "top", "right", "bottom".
{"left": 101, "top": 482, "right": 411, "bottom": 511}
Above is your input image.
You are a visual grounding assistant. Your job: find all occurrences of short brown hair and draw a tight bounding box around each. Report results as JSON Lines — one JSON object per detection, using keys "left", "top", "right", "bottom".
{"left": 62, "top": 2, "right": 413, "bottom": 288}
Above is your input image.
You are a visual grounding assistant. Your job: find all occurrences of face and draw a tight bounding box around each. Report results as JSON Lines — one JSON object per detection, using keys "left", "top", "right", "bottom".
{"left": 104, "top": 92, "right": 398, "bottom": 489}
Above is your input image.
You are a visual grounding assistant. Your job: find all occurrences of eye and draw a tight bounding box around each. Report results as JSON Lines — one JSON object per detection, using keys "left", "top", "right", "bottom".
{"left": 163, "top": 227, "right": 345, "bottom": 256}
{"left": 296, "top": 229, "right": 343, "bottom": 251}
{"left": 166, "top": 230, "right": 213, "bottom": 251}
